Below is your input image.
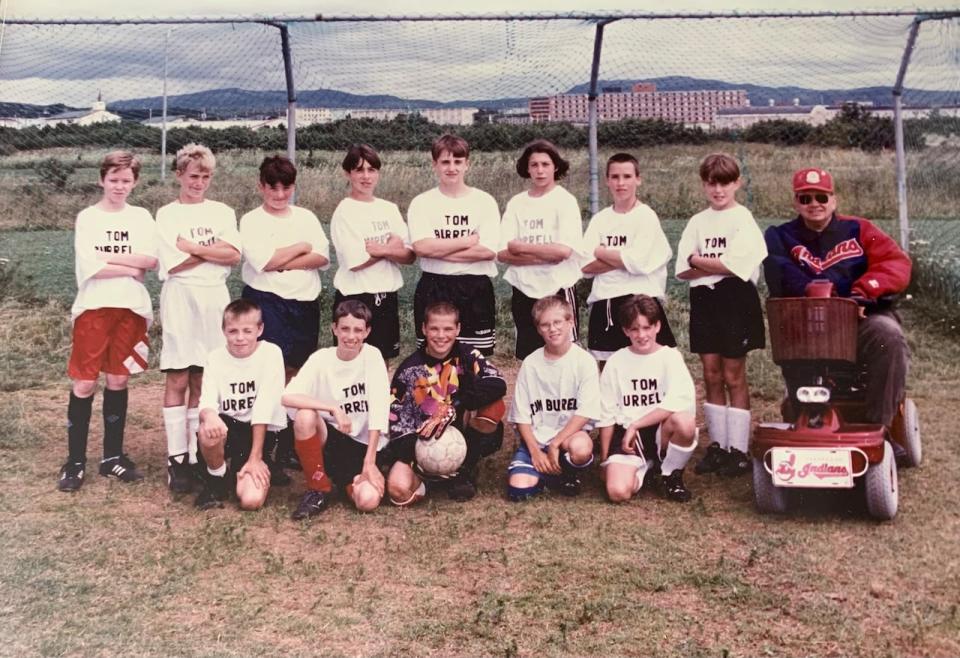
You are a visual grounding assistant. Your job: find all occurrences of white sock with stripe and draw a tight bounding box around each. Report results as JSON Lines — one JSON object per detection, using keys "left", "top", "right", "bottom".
{"left": 163, "top": 405, "right": 188, "bottom": 462}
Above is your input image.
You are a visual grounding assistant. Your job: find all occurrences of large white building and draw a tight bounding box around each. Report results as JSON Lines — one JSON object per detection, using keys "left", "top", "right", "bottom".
{"left": 298, "top": 106, "right": 478, "bottom": 126}
{"left": 42, "top": 98, "right": 121, "bottom": 128}
{"left": 714, "top": 102, "right": 960, "bottom": 130}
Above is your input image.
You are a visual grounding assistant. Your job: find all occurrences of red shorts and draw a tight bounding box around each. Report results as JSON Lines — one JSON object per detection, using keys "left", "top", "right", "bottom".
{"left": 67, "top": 308, "right": 150, "bottom": 380}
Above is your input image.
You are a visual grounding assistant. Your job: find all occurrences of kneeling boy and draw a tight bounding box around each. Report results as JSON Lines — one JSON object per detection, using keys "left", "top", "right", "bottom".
{"left": 195, "top": 299, "right": 288, "bottom": 510}
{"left": 598, "top": 295, "right": 698, "bottom": 503}
{"left": 282, "top": 301, "right": 392, "bottom": 519}
{"left": 507, "top": 296, "right": 600, "bottom": 500}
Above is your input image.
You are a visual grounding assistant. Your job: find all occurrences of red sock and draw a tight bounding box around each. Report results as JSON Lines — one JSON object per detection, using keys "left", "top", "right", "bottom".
{"left": 295, "top": 433, "right": 332, "bottom": 493}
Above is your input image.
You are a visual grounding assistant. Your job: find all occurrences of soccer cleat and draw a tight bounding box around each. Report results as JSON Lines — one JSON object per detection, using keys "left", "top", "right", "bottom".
{"left": 58, "top": 460, "right": 85, "bottom": 492}
{"left": 194, "top": 476, "right": 228, "bottom": 510}
{"left": 99, "top": 454, "right": 144, "bottom": 483}
{"left": 719, "top": 448, "right": 752, "bottom": 477}
{"left": 291, "top": 490, "right": 328, "bottom": 520}
{"left": 448, "top": 474, "right": 477, "bottom": 502}
{"left": 641, "top": 460, "right": 662, "bottom": 492}
{"left": 662, "top": 469, "right": 692, "bottom": 503}
{"left": 694, "top": 442, "right": 729, "bottom": 475}
{"left": 167, "top": 455, "right": 194, "bottom": 494}
{"left": 558, "top": 474, "right": 582, "bottom": 497}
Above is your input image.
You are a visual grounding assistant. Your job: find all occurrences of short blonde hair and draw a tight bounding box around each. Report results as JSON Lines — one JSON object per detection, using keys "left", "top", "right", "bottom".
{"left": 174, "top": 143, "right": 216, "bottom": 174}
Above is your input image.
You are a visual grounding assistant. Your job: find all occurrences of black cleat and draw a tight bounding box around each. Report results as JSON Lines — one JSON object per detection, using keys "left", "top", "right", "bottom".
{"left": 694, "top": 442, "right": 729, "bottom": 475}
{"left": 99, "top": 455, "right": 144, "bottom": 483}
{"left": 58, "top": 460, "right": 85, "bottom": 492}
{"left": 291, "top": 490, "right": 328, "bottom": 520}
{"left": 448, "top": 475, "right": 477, "bottom": 502}
{"left": 167, "top": 455, "right": 194, "bottom": 493}
{"left": 662, "top": 469, "right": 692, "bottom": 503}
{"left": 195, "top": 475, "right": 228, "bottom": 510}
{"left": 719, "top": 448, "right": 752, "bottom": 477}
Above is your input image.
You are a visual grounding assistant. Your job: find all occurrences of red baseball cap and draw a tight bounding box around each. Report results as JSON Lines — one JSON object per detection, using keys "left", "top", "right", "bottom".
{"left": 793, "top": 168, "right": 835, "bottom": 193}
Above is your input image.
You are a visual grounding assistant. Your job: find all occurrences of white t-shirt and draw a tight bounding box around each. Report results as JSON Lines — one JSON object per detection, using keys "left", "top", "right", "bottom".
{"left": 71, "top": 204, "right": 157, "bottom": 323}
{"left": 598, "top": 346, "right": 695, "bottom": 428}
{"left": 674, "top": 204, "right": 767, "bottom": 288}
{"left": 508, "top": 344, "right": 601, "bottom": 445}
{"left": 198, "top": 341, "right": 288, "bottom": 430}
{"left": 499, "top": 185, "right": 585, "bottom": 298}
{"left": 330, "top": 196, "right": 408, "bottom": 295}
{"left": 582, "top": 203, "right": 671, "bottom": 304}
{"left": 239, "top": 205, "right": 330, "bottom": 301}
{"left": 156, "top": 199, "right": 240, "bottom": 284}
{"left": 284, "top": 343, "right": 391, "bottom": 448}
{"left": 407, "top": 186, "right": 499, "bottom": 277}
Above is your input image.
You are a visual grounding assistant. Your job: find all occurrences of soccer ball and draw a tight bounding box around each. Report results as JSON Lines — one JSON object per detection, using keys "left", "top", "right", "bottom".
{"left": 415, "top": 425, "right": 467, "bottom": 477}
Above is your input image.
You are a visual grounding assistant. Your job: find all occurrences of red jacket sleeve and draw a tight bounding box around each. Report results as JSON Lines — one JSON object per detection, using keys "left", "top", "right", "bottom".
{"left": 851, "top": 219, "right": 911, "bottom": 299}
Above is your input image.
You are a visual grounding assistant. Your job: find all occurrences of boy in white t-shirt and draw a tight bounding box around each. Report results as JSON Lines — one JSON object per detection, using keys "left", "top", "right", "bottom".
{"left": 194, "top": 299, "right": 288, "bottom": 511}
{"left": 156, "top": 143, "right": 242, "bottom": 493}
{"left": 283, "top": 300, "right": 392, "bottom": 518}
{"left": 407, "top": 134, "right": 500, "bottom": 356}
{"left": 582, "top": 153, "right": 676, "bottom": 364}
{"left": 676, "top": 154, "right": 767, "bottom": 478}
{"left": 498, "top": 140, "right": 585, "bottom": 360}
{"left": 506, "top": 297, "right": 599, "bottom": 501}
{"left": 58, "top": 151, "right": 159, "bottom": 492}
{"left": 330, "top": 144, "right": 415, "bottom": 363}
{"left": 598, "top": 295, "right": 698, "bottom": 503}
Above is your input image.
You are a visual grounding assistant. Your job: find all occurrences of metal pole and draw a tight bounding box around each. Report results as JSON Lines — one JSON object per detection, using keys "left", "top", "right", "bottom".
{"left": 276, "top": 24, "right": 297, "bottom": 167}
{"left": 892, "top": 18, "right": 922, "bottom": 252}
{"left": 588, "top": 21, "right": 613, "bottom": 217}
{"left": 160, "top": 28, "right": 170, "bottom": 181}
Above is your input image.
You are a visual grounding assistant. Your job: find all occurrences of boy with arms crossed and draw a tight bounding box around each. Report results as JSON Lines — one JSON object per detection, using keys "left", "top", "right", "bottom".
{"left": 156, "top": 143, "right": 242, "bottom": 493}
{"left": 330, "top": 144, "right": 415, "bottom": 363}
{"left": 506, "top": 297, "right": 599, "bottom": 501}
{"left": 240, "top": 155, "right": 330, "bottom": 474}
{"left": 582, "top": 153, "right": 676, "bottom": 363}
{"left": 407, "top": 134, "right": 500, "bottom": 356}
{"left": 387, "top": 302, "right": 507, "bottom": 504}
{"left": 283, "top": 301, "right": 392, "bottom": 519}
{"left": 599, "top": 295, "right": 697, "bottom": 503}
{"left": 675, "top": 154, "right": 766, "bottom": 477}
{"left": 195, "top": 299, "right": 287, "bottom": 511}
{"left": 498, "top": 140, "right": 585, "bottom": 360}
{"left": 58, "top": 151, "right": 158, "bottom": 491}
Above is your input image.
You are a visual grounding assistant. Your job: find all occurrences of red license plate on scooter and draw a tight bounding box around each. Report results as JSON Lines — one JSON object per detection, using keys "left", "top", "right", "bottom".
{"left": 770, "top": 448, "right": 855, "bottom": 488}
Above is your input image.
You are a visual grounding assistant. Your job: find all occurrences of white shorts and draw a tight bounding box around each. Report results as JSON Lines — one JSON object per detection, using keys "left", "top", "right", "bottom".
{"left": 159, "top": 279, "right": 229, "bottom": 370}
{"left": 601, "top": 454, "right": 649, "bottom": 493}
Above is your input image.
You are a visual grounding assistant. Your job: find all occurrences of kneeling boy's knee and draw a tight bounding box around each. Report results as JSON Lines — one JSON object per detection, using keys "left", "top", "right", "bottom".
{"left": 353, "top": 480, "right": 382, "bottom": 512}
{"left": 292, "top": 410, "right": 318, "bottom": 437}
{"left": 606, "top": 483, "right": 633, "bottom": 503}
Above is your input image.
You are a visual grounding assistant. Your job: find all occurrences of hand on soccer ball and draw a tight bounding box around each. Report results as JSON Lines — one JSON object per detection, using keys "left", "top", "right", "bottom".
{"left": 417, "top": 401, "right": 455, "bottom": 440}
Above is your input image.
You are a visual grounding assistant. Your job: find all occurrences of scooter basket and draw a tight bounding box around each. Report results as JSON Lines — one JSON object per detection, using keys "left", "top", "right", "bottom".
{"left": 766, "top": 297, "right": 859, "bottom": 364}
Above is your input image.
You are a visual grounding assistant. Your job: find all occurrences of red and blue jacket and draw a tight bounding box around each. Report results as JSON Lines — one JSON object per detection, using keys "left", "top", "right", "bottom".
{"left": 763, "top": 214, "right": 911, "bottom": 300}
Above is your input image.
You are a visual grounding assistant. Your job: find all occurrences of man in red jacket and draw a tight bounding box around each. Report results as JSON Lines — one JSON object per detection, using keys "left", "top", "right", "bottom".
{"left": 763, "top": 167, "right": 911, "bottom": 429}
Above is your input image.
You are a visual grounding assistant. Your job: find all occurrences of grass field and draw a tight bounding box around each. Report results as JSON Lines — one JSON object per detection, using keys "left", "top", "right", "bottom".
{"left": 1, "top": 145, "right": 959, "bottom": 657}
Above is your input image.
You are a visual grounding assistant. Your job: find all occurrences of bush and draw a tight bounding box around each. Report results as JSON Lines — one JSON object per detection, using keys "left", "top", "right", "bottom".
{"left": 33, "top": 157, "right": 75, "bottom": 190}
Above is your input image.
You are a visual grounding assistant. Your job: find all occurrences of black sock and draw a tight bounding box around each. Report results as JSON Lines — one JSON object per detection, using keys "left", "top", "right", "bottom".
{"left": 67, "top": 392, "right": 94, "bottom": 464}
{"left": 102, "top": 388, "right": 129, "bottom": 460}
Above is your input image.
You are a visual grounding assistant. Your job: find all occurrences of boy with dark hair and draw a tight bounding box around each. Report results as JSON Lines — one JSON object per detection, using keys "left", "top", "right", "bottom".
{"left": 598, "top": 295, "right": 698, "bottom": 503}
{"left": 386, "top": 302, "right": 507, "bottom": 503}
{"left": 582, "top": 153, "right": 676, "bottom": 364}
{"left": 58, "top": 150, "right": 158, "bottom": 491}
{"left": 506, "top": 296, "right": 599, "bottom": 501}
{"left": 330, "top": 144, "right": 415, "bottom": 363}
{"left": 676, "top": 153, "right": 767, "bottom": 477}
{"left": 282, "top": 300, "right": 392, "bottom": 518}
{"left": 240, "top": 155, "right": 330, "bottom": 476}
{"left": 194, "top": 299, "right": 287, "bottom": 510}
{"left": 407, "top": 134, "right": 500, "bottom": 356}
{"left": 157, "top": 143, "right": 242, "bottom": 493}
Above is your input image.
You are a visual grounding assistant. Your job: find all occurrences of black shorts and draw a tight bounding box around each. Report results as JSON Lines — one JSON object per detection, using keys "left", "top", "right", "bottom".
{"left": 219, "top": 414, "right": 276, "bottom": 472}
{"left": 689, "top": 277, "right": 765, "bottom": 358}
{"left": 608, "top": 424, "right": 660, "bottom": 462}
{"left": 414, "top": 272, "right": 496, "bottom": 356}
{"left": 323, "top": 422, "right": 391, "bottom": 488}
{"left": 333, "top": 290, "right": 400, "bottom": 359}
{"left": 242, "top": 286, "right": 320, "bottom": 370}
{"left": 510, "top": 286, "right": 580, "bottom": 360}
{"left": 588, "top": 295, "right": 676, "bottom": 359}
{"left": 160, "top": 365, "right": 203, "bottom": 374}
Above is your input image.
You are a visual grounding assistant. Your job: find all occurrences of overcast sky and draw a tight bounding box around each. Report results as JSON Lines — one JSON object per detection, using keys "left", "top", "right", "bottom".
{"left": 2, "top": 0, "right": 957, "bottom": 107}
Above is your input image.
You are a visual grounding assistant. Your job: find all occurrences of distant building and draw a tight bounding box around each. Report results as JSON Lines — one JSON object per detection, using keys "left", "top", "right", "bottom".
{"left": 43, "top": 96, "right": 121, "bottom": 128}
{"left": 529, "top": 82, "right": 748, "bottom": 128}
{"left": 714, "top": 102, "right": 960, "bottom": 130}
{"left": 298, "top": 106, "right": 478, "bottom": 126}
{"left": 141, "top": 116, "right": 285, "bottom": 130}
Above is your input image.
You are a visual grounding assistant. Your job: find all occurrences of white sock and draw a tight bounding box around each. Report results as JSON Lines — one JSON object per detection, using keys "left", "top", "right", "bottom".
{"left": 703, "top": 402, "right": 729, "bottom": 450}
{"left": 727, "top": 407, "right": 752, "bottom": 454}
{"left": 661, "top": 441, "right": 696, "bottom": 476}
{"left": 207, "top": 462, "right": 227, "bottom": 477}
{"left": 163, "top": 405, "right": 188, "bottom": 460}
{"left": 187, "top": 407, "right": 200, "bottom": 465}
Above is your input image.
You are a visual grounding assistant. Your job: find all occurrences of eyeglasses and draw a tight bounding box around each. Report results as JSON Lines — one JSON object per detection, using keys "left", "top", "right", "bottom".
{"left": 796, "top": 193, "right": 831, "bottom": 205}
